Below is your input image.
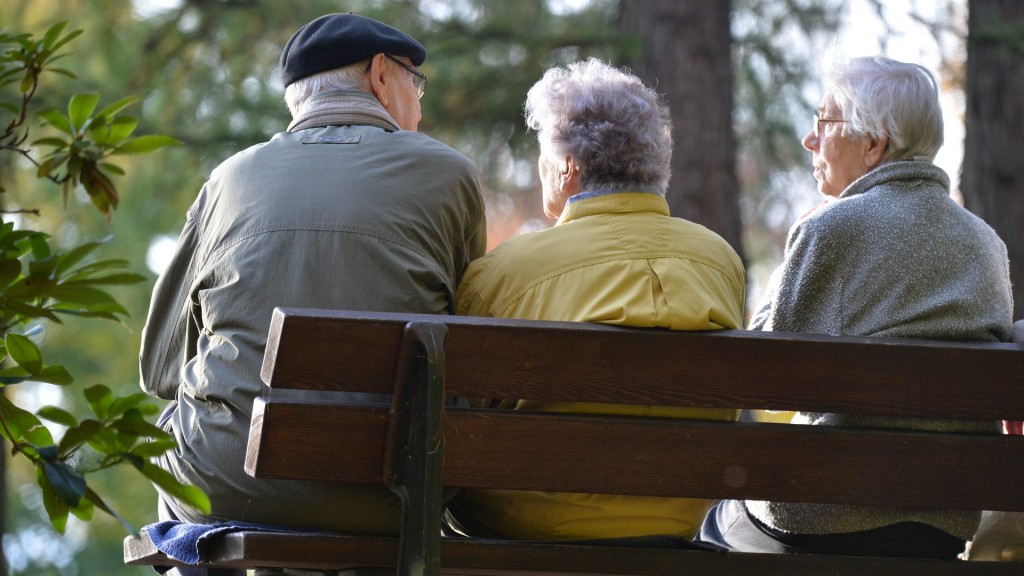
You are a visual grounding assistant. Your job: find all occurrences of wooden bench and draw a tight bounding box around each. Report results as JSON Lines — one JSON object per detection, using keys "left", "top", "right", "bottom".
{"left": 125, "top": 307, "right": 1024, "bottom": 575}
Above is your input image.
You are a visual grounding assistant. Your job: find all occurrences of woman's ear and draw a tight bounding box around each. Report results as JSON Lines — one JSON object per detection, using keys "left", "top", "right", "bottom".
{"left": 864, "top": 133, "right": 889, "bottom": 169}
{"left": 560, "top": 156, "right": 581, "bottom": 195}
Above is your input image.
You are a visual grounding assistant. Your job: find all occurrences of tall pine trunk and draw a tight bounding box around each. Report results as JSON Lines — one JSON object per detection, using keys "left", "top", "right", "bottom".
{"left": 962, "top": 0, "right": 1024, "bottom": 319}
{"left": 618, "top": 0, "right": 744, "bottom": 262}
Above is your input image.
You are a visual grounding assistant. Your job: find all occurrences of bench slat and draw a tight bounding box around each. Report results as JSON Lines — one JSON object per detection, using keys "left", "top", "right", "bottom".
{"left": 125, "top": 530, "right": 1024, "bottom": 575}
{"left": 245, "top": 398, "right": 1024, "bottom": 511}
{"left": 244, "top": 396, "right": 389, "bottom": 484}
{"left": 261, "top": 309, "right": 1024, "bottom": 420}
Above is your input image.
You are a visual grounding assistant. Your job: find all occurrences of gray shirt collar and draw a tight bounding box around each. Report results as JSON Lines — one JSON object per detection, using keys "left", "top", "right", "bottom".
{"left": 288, "top": 89, "right": 401, "bottom": 133}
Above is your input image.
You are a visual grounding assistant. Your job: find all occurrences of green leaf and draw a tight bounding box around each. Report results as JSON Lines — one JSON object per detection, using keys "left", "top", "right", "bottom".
{"left": 121, "top": 453, "right": 145, "bottom": 469}
{"left": 47, "top": 27, "right": 83, "bottom": 57}
{"left": 130, "top": 438, "right": 178, "bottom": 459}
{"left": 6, "top": 333, "right": 42, "bottom": 374}
{"left": 28, "top": 234, "right": 52, "bottom": 259}
{"left": 91, "top": 114, "right": 138, "bottom": 147}
{"left": 80, "top": 165, "right": 119, "bottom": 213}
{"left": 35, "top": 364, "right": 73, "bottom": 386}
{"left": 60, "top": 257, "right": 130, "bottom": 280}
{"left": 2, "top": 300, "right": 62, "bottom": 323}
{"left": 30, "top": 136, "right": 70, "bottom": 149}
{"left": 84, "top": 426, "right": 119, "bottom": 454}
{"left": 64, "top": 272, "right": 147, "bottom": 286}
{"left": 69, "top": 495, "right": 95, "bottom": 523}
{"left": 107, "top": 392, "right": 152, "bottom": 418}
{"left": 139, "top": 461, "right": 211, "bottom": 514}
{"left": 0, "top": 365, "right": 31, "bottom": 386}
{"left": 67, "top": 92, "right": 100, "bottom": 132}
{"left": 38, "top": 468, "right": 71, "bottom": 534}
{"left": 38, "top": 108, "right": 73, "bottom": 135}
{"left": 100, "top": 162, "right": 126, "bottom": 176}
{"left": 37, "top": 406, "right": 78, "bottom": 428}
{"left": 51, "top": 309, "right": 124, "bottom": 322}
{"left": 36, "top": 154, "right": 70, "bottom": 179}
{"left": 0, "top": 229, "right": 39, "bottom": 253}
{"left": 58, "top": 419, "right": 103, "bottom": 454}
{"left": 112, "top": 409, "right": 167, "bottom": 438}
{"left": 0, "top": 392, "right": 44, "bottom": 442}
{"left": 22, "top": 419, "right": 56, "bottom": 447}
{"left": 114, "top": 134, "right": 182, "bottom": 155}
{"left": 41, "top": 21, "right": 69, "bottom": 51}
{"left": 47, "top": 285, "right": 119, "bottom": 307}
{"left": 26, "top": 257, "right": 59, "bottom": 283}
{"left": 43, "top": 460, "right": 86, "bottom": 506}
{"left": 83, "top": 384, "right": 113, "bottom": 420}
{"left": 47, "top": 67, "right": 77, "bottom": 80}
{"left": 36, "top": 445, "right": 59, "bottom": 460}
{"left": 83, "top": 486, "right": 132, "bottom": 532}
{"left": 137, "top": 403, "right": 161, "bottom": 416}
{"left": 0, "top": 257, "right": 22, "bottom": 287}
{"left": 52, "top": 238, "right": 104, "bottom": 277}
{"left": 6, "top": 228, "right": 44, "bottom": 247}
{"left": 19, "top": 70, "right": 34, "bottom": 94}
{"left": 0, "top": 221, "right": 17, "bottom": 238}
{"left": 95, "top": 96, "right": 138, "bottom": 120}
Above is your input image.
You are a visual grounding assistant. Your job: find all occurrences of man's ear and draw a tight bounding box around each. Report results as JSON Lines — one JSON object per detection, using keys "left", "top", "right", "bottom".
{"left": 367, "top": 53, "right": 389, "bottom": 106}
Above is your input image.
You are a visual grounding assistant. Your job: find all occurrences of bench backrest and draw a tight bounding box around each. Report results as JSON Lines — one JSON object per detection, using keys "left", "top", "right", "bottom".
{"left": 245, "top": 307, "right": 1024, "bottom": 512}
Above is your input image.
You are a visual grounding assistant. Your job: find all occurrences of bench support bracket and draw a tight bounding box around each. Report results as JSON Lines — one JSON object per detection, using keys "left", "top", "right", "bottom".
{"left": 384, "top": 320, "right": 448, "bottom": 576}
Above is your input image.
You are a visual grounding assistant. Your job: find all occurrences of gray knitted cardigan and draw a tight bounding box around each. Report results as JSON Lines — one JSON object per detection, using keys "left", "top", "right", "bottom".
{"left": 746, "top": 160, "right": 1014, "bottom": 539}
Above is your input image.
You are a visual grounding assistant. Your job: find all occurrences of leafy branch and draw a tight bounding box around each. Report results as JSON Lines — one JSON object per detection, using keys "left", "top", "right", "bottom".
{"left": 0, "top": 21, "right": 210, "bottom": 533}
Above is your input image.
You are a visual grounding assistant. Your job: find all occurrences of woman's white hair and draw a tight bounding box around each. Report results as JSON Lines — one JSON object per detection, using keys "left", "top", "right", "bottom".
{"left": 283, "top": 60, "right": 369, "bottom": 117}
{"left": 525, "top": 58, "right": 673, "bottom": 194}
{"left": 826, "top": 56, "right": 944, "bottom": 162}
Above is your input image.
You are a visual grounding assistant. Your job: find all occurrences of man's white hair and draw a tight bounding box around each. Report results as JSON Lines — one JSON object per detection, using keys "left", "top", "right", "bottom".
{"left": 284, "top": 60, "right": 369, "bottom": 117}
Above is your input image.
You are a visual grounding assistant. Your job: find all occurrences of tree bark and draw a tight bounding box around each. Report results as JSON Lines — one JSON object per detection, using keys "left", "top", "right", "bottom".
{"left": 618, "top": 0, "right": 744, "bottom": 261}
{"left": 962, "top": 0, "right": 1024, "bottom": 319}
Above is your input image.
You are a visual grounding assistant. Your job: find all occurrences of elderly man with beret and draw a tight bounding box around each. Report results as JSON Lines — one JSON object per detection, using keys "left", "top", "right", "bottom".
{"left": 140, "top": 13, "right": 486, "bottom": 541}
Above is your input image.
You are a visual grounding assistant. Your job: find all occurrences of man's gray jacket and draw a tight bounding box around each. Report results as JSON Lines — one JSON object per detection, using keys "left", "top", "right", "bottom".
{"left": 140, "top": 90, "right": 486, "bottom": 533}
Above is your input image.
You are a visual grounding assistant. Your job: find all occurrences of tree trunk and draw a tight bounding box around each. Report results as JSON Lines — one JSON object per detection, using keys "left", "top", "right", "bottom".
{"left": 962, "top": 0, "right": 1024, "bottom": 319}
{"left": 618, "top": 0, "right": 744, "bottom": 261}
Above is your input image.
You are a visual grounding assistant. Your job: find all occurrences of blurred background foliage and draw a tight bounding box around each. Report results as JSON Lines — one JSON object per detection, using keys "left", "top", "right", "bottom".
{"left": 0, "top": 0, "right": 979, "bottom": 574}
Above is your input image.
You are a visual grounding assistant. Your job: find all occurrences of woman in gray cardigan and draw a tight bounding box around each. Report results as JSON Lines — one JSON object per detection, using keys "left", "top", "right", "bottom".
{"left": 697, "top": 56, "right": 1014, "bottom": 559}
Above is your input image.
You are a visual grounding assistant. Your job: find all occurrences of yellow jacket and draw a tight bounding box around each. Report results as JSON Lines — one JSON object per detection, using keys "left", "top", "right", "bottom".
{"left": 453, "top": 190, "right": 745, "bottom": 540}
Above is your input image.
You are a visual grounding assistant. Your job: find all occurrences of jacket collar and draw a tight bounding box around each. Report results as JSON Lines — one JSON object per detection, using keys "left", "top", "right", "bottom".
{"left": 840, "top": 160, "right": 949, "bottom": 200}
{"left": 557, "top": 190, "right": 669, "bottom": 225}
{"left": 287, "top": 89, "right": 401, "bottom": 133}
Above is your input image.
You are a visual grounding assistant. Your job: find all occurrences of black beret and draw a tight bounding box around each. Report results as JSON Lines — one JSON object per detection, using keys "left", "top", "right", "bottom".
{"left": 280, "top": 13, "right": 426, "bottom": 87}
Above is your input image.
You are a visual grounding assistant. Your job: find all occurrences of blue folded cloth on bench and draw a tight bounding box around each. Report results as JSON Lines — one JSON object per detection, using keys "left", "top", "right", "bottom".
{"left": 145, "top": 520, "right": 269, "bottom": 564}
{"left": 144, "top": 519, "right": 313, "bottom": 574}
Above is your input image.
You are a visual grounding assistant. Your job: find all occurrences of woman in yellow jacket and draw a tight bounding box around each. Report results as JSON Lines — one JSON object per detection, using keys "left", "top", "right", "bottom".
{"left": 450, "top": 58, "right": 746, "bottom": 541}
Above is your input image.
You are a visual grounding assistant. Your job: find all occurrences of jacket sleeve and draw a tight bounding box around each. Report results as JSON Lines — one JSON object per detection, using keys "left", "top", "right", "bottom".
{"left": 138, "top": 209, "right": 203, "bottom": 400}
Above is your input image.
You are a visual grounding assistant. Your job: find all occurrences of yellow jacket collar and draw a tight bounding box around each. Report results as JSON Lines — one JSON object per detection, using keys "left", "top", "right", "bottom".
{"left": 557, "top": 190, "right": 669, "bottom": 226}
